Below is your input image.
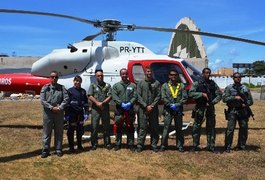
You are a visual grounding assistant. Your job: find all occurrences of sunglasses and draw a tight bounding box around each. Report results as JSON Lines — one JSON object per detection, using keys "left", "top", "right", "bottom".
{"left": 169, "top": 73, "right": 178, "bottom": 76}
{"left": 50, "top": 76, "right": 59, "bottom": 79}
{"left": 233, "top": 76, "right": 241, "bottom": 78}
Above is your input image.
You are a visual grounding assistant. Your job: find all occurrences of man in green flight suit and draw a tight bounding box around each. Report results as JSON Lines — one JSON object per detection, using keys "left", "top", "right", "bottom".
{"left": 160, "top": 69, "right": 188, "bottom": 152}
{"left": 88, "top": 69, "right": 112, "bottom": 150}
{"left": 112, "top": 68, "right": 138, "bottom": 151}
{"left": 223, "top": 72, "right": 253, "bottom": 153}
{"left": 189, "top": 67, "right": 222, "bottom": 152}
{"left": 136, "top": 66, "right": 161, "bottom": 153}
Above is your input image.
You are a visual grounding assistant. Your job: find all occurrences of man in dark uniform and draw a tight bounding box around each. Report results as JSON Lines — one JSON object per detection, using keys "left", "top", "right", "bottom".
{"left": 160, "top": 69, "right": 188, "bottom": 152}
{"left": 189, "top": 68, "right": 222, "bottom": 152}
{"left": 40, "top": 70, "right": 69, "bottom": 158}
{"left": 223, "top": 72, "right": 253, "bottom": 153}
{"left": 112, "top": 68, "right": 138, "bottom": 151}
{"left": 65, "top": 75, "right": 89, "bottom": 153}
{"left": 136, "top": 66, "right": 161, "bottom": 153}
{"left": 88, "top": 69, "right": 112, "bottom": 150}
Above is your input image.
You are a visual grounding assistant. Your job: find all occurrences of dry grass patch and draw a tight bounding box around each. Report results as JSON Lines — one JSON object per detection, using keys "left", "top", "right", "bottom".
{"left": 0, "top": 100, "right": 264, "bottom": 179}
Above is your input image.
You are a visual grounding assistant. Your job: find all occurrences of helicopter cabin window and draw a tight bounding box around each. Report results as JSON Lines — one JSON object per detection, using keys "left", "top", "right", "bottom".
{"left": 150, "top": 63, "right": 188, "bottom": 85}
{"left": 181, "top": 60, "right": 202, "bottom": 82}
{"left": 132, "top": 64, "right": 145, "bottom": 83}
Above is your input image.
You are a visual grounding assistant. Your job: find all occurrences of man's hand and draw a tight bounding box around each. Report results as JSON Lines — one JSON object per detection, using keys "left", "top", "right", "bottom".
{"left": 202, "top": 93, "right": 209, "bottom": 101}
{"left": 84, "top": 113, "right": 89, "bottom": 121}
{"left": 235, "top": 96, "right": 244, "bottom": 101}
{"left": 96, "top": 102, "right": 104, "bottom": 110}
{"left": 51, "top": 106, "right": 60, "bottom": 113}
{"left": 146, "top": 105, "right": 153, "bottom": 113}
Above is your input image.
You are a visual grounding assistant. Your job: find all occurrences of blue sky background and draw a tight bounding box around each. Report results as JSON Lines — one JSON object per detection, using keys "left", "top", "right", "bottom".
{"left": 1, "top": 0, "right": 265, "bottom": 72}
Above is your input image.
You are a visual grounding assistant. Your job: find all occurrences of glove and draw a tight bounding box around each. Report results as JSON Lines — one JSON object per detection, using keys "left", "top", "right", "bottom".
{"left": 125, "top": 102, "right": 132, "bottom": 110}
{"left": 84, "top": 113, "right": 89, "bottom": 121}
{"left": 170, "top": 103, "right": 177, "bottom": 111}
{"left": 64, "top": 115, "right": 71, "bottom": 122}
{"left": 121, "top": 102, "right": 127, "bottom": 110}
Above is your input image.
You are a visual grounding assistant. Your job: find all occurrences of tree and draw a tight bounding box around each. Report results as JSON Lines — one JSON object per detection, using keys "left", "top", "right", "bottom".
{"left": 253, "top": 60, "right": 265, "bottom": 76}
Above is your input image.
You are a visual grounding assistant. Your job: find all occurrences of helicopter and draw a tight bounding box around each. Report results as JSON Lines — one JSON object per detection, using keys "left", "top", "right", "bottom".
{"left": 0, "top": 9, "right": 265, "bottom": 111}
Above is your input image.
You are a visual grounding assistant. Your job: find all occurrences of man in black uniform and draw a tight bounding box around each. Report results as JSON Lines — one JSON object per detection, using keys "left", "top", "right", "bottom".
{"left": 189, "top": 68, "right": 222, "bottom": 152}
{"left": 223, "top": 72, "right": 253, "bottom": 152}
{"left": 65, "top": 75, "right": 89, "bottom": 153}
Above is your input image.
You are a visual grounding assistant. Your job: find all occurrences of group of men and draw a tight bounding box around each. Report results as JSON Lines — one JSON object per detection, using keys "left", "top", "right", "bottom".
{"left": 39, "top": 67, "right": 253, "bottom": 158}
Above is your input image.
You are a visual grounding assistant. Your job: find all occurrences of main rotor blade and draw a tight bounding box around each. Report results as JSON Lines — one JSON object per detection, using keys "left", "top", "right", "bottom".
{"left": 135, "top": 25, "right": 265, "bottom": 46}
{"left": 82, "top": 31, "right": 103, "bottom": 41}
{"left": 0, "top": 9, "right": 97, "bottom": 25}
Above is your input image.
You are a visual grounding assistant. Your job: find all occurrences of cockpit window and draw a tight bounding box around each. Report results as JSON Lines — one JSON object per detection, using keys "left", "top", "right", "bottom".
{"left": 150, "top": 63, "right": 188, "bottom": 85}
{"left": 181, "top": 60, "right": 202, "bottom": 82}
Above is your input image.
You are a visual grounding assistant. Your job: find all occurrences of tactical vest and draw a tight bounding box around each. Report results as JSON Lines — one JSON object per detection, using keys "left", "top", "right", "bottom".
{"left": 196, "top": 80, "right": 216, "bottom": 106}
{"left": 227, "top": 84, "right": 245, "bottom": 108}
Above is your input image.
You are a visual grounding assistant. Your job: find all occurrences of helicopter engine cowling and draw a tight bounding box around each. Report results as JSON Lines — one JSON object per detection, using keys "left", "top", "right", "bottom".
{"left": 31, "top": 47, "right": 97, "bottom": 77}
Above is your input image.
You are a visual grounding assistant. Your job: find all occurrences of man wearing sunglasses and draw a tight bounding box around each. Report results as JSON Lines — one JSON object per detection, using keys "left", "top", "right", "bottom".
{"left": 160, "top": 69, "right": 188, "bottom": 152}
{"left": 40, "top": 70, "right": 69, "bottom": 158}
{"left": 223, "top": 72, "right": 253, "bottom": 153}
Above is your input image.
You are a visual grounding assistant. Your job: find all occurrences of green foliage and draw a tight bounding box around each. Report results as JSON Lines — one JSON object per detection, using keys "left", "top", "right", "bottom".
{"left": 242, "top": 82, "right": 261, "bottom": 88}
{"left": 253, "top": 60, "right": 265, "bottom": 76}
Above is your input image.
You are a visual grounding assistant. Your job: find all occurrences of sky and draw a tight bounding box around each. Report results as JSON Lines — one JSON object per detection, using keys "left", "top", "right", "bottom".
{"left": 0, "top": 0, "right": 265, "bottom": 72}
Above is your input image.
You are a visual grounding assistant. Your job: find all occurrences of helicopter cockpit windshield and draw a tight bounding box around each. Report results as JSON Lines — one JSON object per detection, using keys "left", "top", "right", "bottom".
{"left": 150, "top": 63, "right": 188, "bottom": 85}
{"left": 132, "top": 62, "right": 189, "bottom": 85}
{"left": 181, "top": 60, "right": 202, "bottom": 82}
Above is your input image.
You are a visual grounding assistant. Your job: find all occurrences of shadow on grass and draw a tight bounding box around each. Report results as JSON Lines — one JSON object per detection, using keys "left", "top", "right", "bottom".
{"left": 0, "top": 125, "right": 42, "bottom": 129}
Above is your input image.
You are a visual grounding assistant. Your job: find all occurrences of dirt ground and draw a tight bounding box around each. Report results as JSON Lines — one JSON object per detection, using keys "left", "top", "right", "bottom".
{"left": 0, "top": 100, "right": 264, "bottom": 179}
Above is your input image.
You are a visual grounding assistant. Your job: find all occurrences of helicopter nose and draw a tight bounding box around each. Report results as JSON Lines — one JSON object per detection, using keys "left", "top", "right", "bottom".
{"left": 31, "top": 48, "right": 93, "bottom": 77}
{"left": 31, "top": 56, "right": 51, "bottom": 77}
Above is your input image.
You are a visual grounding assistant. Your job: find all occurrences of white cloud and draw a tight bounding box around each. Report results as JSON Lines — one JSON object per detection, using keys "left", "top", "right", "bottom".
{"left": 209, "top": 58, "right": 222, "bottom": 72}
{"left": 0, "top": 25, "right": 58, "bottom": 34}
{"left": 229, "top": 48, "right": 239, "bottom": 56}
{"left": 207, "top": 42, "right": 219, "bottom": 56}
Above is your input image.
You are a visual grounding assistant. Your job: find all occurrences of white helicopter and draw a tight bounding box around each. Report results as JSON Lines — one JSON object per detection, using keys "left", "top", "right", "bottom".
{"left": 0, "top": 9, "right": 264, "bottom": 110}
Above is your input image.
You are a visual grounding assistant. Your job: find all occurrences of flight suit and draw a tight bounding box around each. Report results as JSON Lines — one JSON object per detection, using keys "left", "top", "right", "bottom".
{"left": 112, "top": 81, "right": 137, "bottom": 148}
{"left": 223, "top": 83, "right": 253, "bottom": 150}
{"left": 88, "top": 82, "right": 112, "bottom": 148}
{"left": 189, "top": 79, "right": 222, "bottom": 151}
{"left": 160, "top": 81, "right": 188, "bottom": 150}
{"left": 66, "top": 86, "right": 88, "bottom": 150}
{"left": 137, "top": 78, "right": 161, "bottom": 151}
{"left": 40, "top": 83, "right": 69, "bottom": 152}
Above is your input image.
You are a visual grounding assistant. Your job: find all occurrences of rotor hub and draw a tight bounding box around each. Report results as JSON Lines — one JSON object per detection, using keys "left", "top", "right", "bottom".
{"left": 101, "top": 19, "right": 121, "bottom": 33}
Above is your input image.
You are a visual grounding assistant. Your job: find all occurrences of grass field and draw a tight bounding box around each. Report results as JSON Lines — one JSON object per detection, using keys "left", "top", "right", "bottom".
{"left": 0, "top": 100, "right": 264, "bottom": 179}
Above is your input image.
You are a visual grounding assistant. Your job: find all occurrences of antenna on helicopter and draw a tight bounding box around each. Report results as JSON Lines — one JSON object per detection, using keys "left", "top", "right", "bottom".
{"left": 67, "top": 44, "right": 78, "bottom": 53}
